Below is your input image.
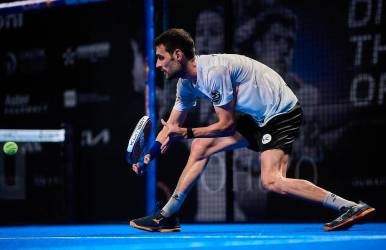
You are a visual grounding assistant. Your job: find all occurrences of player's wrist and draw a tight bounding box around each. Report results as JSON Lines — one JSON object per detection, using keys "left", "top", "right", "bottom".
{"left": 148, "top": 141, "right": 162, "bottom": 158}
{"left": 186, "top": 127, "right": 194, "bottom": 139}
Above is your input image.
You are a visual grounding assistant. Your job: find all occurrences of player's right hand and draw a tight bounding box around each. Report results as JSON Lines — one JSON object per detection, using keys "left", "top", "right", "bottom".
{"left": 131, "top": 154, "right": 151, "bottom": 176}
{"left": 132, "top": 163, "right": 145, "bottom": 176}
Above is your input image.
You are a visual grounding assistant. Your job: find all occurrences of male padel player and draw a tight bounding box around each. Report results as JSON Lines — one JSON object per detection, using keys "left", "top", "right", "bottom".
{"left": 130, "top": 28, "right": 375, "bottom": 232}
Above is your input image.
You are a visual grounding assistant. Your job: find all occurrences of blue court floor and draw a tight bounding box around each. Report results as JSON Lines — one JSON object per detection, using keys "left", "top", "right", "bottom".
{"left": 0, "top": 223, "right": 385, "bottom": 250}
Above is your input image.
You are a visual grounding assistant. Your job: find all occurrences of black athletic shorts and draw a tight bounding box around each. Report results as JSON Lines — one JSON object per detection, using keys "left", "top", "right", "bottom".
{"left": 235, "top": 102, "right": 303, "bottom": 155}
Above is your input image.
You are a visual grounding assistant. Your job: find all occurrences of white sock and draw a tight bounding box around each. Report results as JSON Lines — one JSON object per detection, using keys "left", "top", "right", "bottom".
{"left": 160, "top": 191, "right": 187, "bottom": 217}
{"left": 323, "top": 192, "right": 357, "bottom": 211}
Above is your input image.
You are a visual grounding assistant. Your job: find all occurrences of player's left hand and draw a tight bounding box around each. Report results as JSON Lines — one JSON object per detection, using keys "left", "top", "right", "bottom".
{"left": 161, "top": 119, "right": 186, "bottom": 140}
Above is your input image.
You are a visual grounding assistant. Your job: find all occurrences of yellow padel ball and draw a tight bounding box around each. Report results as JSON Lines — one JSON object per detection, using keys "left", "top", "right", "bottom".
{"left": 3, "top": 142, "right": 18, "bottom": 156}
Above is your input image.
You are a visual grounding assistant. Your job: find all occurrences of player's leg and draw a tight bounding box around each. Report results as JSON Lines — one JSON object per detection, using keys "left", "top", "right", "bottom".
{"left": 174, "top": 132, "right": 248, "bottom": 195}
{"left": 160, "top": 133, "right": 248, "bottom": 217}
{"left": 256, "top": 103, "right": 375, "bottom": 231}
{"left": 130, "top": 132, "right": 248, "bottom": 232}
{"left": 259, "top": 148, "right": 375, "bottom": 231}
{"left": 260, "top": 149, "right": 329, "bottom": 202}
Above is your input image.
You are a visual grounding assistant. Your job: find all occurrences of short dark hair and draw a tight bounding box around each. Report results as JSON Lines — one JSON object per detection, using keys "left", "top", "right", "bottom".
{"left": 154, "top": 28, "right": 195, "bottom": 60}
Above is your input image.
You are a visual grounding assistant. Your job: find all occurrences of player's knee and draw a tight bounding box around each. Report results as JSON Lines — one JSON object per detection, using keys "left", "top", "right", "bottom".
{"left": 190, "top": 138, "right": 212, "bottom": 159}
{"left": 261, "top": 176, "right": 286, "bottom": 194}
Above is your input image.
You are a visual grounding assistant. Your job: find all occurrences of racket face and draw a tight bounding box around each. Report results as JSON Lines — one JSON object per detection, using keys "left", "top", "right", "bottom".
{"left": 126, "top": 116, "right": 151, "bottom": 164}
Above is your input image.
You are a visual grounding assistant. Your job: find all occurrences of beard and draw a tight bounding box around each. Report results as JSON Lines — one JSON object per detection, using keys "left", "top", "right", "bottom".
{"left": 165, "top": 59, "right": 183, "bottom": 80}
{"left": 165, "top": 70, "right": 181, "bottom": 80}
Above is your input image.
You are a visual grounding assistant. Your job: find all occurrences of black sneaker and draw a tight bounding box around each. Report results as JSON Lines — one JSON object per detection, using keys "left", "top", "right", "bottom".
{"left": 129, "top": 211, "right": 180, "bottom": 232}
{"left": 324, "top": 201, "right": 376, "bottom": 231}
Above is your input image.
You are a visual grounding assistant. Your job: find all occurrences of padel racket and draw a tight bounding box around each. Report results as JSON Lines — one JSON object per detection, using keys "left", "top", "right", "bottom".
{"left": 126, "top": 115, "right": 151, "bottom": 164}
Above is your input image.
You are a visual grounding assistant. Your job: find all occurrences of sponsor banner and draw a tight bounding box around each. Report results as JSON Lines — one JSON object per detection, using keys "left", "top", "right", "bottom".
{"left": 0, "top": 0, "right": 107, "bottom": 14}
{"left": 80, "top": 128, "right": 110, "bottom": 147}
{"left": 2, "top": 93, "right": 48, "bottom": 115}
{"left": 63, "top": 89, "right": 111, "bottom": 108}
{"left": 62, "top": 42, "right": 110, "bottom": 66}
{"left": 0, "top": 13, "right": 23, "bottom": 31}
{"left": 1, "top": 49, "right": 46, "bottom": 77}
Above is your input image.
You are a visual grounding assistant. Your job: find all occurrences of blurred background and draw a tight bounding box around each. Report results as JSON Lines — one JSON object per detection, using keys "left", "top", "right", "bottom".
{"left": 0, "top": 0, "right": 385, "bottom": 225}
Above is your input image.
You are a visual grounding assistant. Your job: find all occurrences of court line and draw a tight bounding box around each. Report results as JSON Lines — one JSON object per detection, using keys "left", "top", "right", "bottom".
{"left": 0, "top": 235, "right": 385, "bottom": 240}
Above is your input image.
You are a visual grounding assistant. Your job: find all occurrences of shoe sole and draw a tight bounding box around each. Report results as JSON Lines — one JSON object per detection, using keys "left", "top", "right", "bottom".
{"left": 323, "top": 207, "right": 376, "bottom": 231}
{"left": 129, "top": 220, "right": 181, "bottom": 232}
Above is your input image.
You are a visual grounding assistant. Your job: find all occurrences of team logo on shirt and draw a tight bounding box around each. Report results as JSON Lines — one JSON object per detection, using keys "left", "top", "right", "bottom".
{"left": 211, "top": 91, "right": 221, "bottom": 103}
{"left": 262, "top": 134, "right": 272, "bottom": 144}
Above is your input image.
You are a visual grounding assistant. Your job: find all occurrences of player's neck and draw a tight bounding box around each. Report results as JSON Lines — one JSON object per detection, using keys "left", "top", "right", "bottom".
{"left": 183, "top": 57, "right": 197, "bottom": 84}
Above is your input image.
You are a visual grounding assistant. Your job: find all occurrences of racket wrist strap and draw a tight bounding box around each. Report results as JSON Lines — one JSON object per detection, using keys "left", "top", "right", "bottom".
{"left": 148, "top": 141, "right": 162, "bottom": 158}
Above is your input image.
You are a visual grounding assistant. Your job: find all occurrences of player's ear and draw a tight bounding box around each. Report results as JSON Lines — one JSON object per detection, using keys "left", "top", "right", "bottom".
{"left": 174, "top": 49, "right": 183, "bottom": 61}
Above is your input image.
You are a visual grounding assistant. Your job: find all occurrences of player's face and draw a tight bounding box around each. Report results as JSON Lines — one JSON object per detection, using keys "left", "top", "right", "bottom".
{"left": 195, "top": 11, "right": 224, "bottom": 54}
{"left": 254, "top": 22, "right": 295, "bottom": 76}
{"left": 155, "top": 45, "right": 183, "bottom": 80}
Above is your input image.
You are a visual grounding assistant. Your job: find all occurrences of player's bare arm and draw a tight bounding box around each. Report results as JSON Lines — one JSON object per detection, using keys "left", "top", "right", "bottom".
{"left": 132, "top": 108, "right": 189, "bottom": 175}
{"left": 191, "top": 101, "right": 236, "bottom": 138}
{"left": 157, "top": 108, "right": 189, "bottom": 154}
{"left": 161, "top": 100, "right": 235, "bottom": 142}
